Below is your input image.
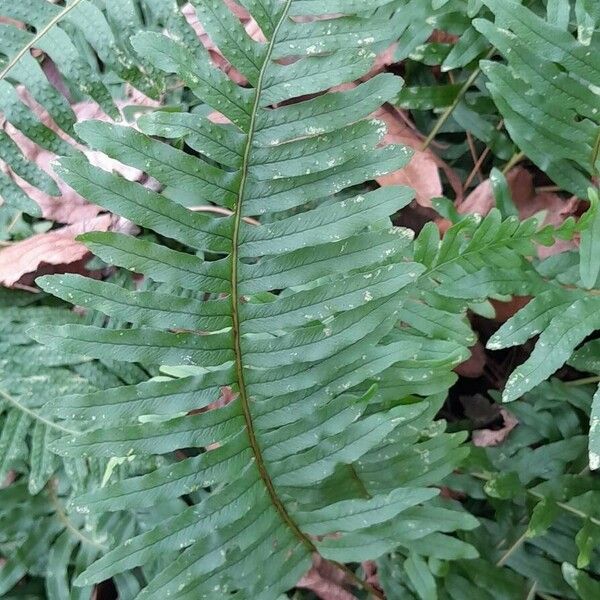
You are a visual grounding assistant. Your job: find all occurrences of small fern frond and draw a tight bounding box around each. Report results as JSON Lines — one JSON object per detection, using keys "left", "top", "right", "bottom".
{"left": 477, "top": 194, "right": 600, "bottom": 406}
{"left": 474, "top": 0, "right": 600, "bottom": 196}
{"left": 394, "top": 209, "right": 560, "bottom": 368}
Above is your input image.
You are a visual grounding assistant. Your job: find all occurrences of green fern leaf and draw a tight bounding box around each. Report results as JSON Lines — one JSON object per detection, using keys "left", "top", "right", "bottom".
{"left": 474, "top": 0, "right": 600, "bottom": 196}
{"left": 30, "top": 2, "right": 479, "bottom": 596}
{"left": 0, "top": 0, "right": 176, "bottom": 216}
{"left": 487, "top": 288, "right": 576, "bottom": 350}
{"left": 0, "top": 305, "right": 87, "bottom": 489}
{"left": 0, "top": 292, "right": 175, "bottom": 597}
{"left": 580, "top": 189, "right": 600, "bottom": 289}
{"left": 563, "top": 563, "right": 600, "bottom": 599}
{"left": 502, "top": 297, "right": 600, "bottom": 402}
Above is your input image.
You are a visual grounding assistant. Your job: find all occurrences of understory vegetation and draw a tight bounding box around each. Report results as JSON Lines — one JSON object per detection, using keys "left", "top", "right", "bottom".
{"left": 0, "top": 1, "right": 599, "bottom": 598}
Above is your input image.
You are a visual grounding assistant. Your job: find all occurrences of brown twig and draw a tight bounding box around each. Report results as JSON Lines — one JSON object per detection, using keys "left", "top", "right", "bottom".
{"left": 462, "top": 119, "right": 505, "bottom": 192}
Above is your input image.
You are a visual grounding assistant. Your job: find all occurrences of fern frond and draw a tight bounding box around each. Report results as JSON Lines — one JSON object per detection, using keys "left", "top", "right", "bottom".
{"left": 0, "top": 304, "right": 89, "bottom": 492}
{"left": 0, "top": 288, "right": 177, "bottom": 598}
{"left": 564, "top": 563, "right": 600, "bottom": 599}
{"left": 474, "top": 0, "right": 600, "bottom": 196}
{"left": 30, "top": 1, "right": 478, "bottom": 596}
{"left": 0, "top": 459, "right": 172, "bottom": 598}
{"left": 473, "top": 193, "right": 599, "bottom": 409}
{"left": 433, "top": 378, "right": 600, "bottom": 598}
{"left": 501, "top": 295, "right": 600, "bottom": 402}
{"left": 0, "top": 0, "right": 184, "bottom": 217}
{"left": 392, "top": 208, "right": 561, "bottom": 371}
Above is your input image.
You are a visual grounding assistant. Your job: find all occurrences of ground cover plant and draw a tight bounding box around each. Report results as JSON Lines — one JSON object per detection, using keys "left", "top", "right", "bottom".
{"left": 0, "top": 1, "right": 599, "bottom": 598}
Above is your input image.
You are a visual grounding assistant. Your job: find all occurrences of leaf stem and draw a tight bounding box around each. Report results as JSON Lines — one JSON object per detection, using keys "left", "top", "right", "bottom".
{"left": 189, "top": 204, "right": 259, "bottom": 225}
{"left": 421, "top": 47, "right": 495, "bottom": 152}
{"left": 525, "top": 581, "right": 537, "bottom": 600}
{"left": 0, "top": 0, "right": 84, "bottom": 82}
{"left": 226, "top": 5, "right": 383, "bottom": 599}
{"left": 230, "top": 2, "right": 305, "bottom": 553}
{"left": 6, "top": 210, "right": 23, "bottom": 236}
{"left": 495, "top": 528, "right": 528, "bottom": 566}
{"left": 501, "top": 151, "right": 526, "bottom": 175}
{"left": 462, "top": 118, "right": 505, "bottom": 192}
{"left": 423, "top": 0, "right": 537, "bottom": 162}
{"left": 48, "top": 482, "right": 107, "bottom": 550}
{"left": 565, "top": 376, "right": 600, "bottom": 387}
{"left": 448, "top": 70, "right": 483, "bottom": 186}
{"left": 0, "top": 388, "right": 78, "bottom": 436}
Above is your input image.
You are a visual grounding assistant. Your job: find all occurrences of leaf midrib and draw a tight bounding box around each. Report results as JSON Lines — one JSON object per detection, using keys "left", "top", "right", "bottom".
{"left": 0, "top": 388, "right": 77, "bottom": 436}
{"left": 427, "top": 220, "right": 535, "bottom": 276}
{"left": 0, "top": 0, "right": 85, "bottom": 82}
{"left": 228, "top": 0, "right": 317, "bottom": 555}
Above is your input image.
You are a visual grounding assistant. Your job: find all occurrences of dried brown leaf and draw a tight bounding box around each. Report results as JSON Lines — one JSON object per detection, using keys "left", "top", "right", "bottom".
{"left": 0, "top": 215, "right": 115, "bottom": 287}
{"left": 472, "top": 408, "right": 518, "bottom": 447}
{"left": 297, "top": 556, "right": 355, "bottom": 600}
{"left": 459, "top": 167, "right": 581, "bottom": 257}
{"left": 1, "top": 91, "right": 160, "bottom": 223}
{"left": 429, "top": 30, "right": 459, "bottom": 44}
{"left": 368, "top": 43, "right": 397, "bottom": 76}
{"left": 455, "top": 341, "right": 486, "bottom": 378}
{"left": 375, "top": 105, "right": 462, "bottom": 207}
{"left": 458, "top": 167, "right": 533, "bottom": 216}
{"left": 491, "top": 295, "right": 532, "bottom": 323}
{"left": 519, "top": 191, "right": 581, "bottom": 259}
{"left": 362, "top": 561, "right": 380, "bottom": 590}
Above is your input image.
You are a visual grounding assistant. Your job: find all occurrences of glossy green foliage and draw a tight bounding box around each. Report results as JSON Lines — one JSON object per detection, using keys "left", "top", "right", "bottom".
{"left": 0, "top": 476, "right": 150, "bottom": 599}
{"left": 0, "top": 0, "right": 188, "bottom": 219}
{"left": 416, "top": 187, "right": 600, "bottom": 477}
{"left": 389, "top": 379, "right": 600, "bottom": 599}
{"left": 29, "top": 1, "right": 479, "bottom": 597}
{"left": 2, "top": 1, "right": 600, "bottom": 598}
{"left": 475, "top": 0, "right": 600, "bottom": 196}
{"left": 0, "top": 303, "right": 87, "bottom": 492}
{"left": 0, "top": 289, "right": 175, "bottom": 598}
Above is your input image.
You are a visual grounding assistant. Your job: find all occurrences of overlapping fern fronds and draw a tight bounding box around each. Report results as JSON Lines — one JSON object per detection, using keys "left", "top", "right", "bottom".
{"left": 5, "top": 1, "right": 599, "bottom": 598}
{"left": 394, "top": 379, "right": 600, "bottom": 599}
{"left": 0, "top": 0, "right": 194, "bottom": 218}
{"left": 0, "top": 287, "right": 173, "bottom": 598}
{"left": 0, "top": 303, "right": 89, "bottom": 492}
{"left": 27, "top": 1, "right": 483, "bottom": 596}
{"left": 475, "top": 0, "right": 600, "bottom": 196}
